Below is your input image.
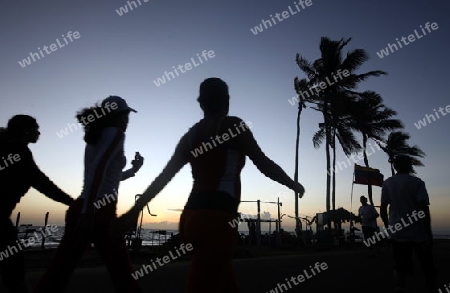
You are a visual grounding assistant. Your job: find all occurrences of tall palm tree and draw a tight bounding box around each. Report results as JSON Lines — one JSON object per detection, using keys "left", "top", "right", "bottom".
{"left": 350, "top": 91, "right": 403, "bottom": 205}
{"left": 295, "top": 37, "right": 386, "bottom": 229}
{"left": 313, "top": 95, "right": 361, "bottom": 211}
{"left": 312, "top": 93, "right": 364, "bottom": 231}
{"left": 292, "top": 78, "right": 308, "bottom": 237}
{"left": 377, "top": 131, "right": 425, "bottom": 175}
{"left": 329, "top": 92, "right": 362, "bottom": 211}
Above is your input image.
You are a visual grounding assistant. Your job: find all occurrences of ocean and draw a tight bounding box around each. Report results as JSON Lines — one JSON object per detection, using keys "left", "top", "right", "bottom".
{"left": 15, "top": 226, "right": 179, "bottom": 248}
{"left": 15, "top": 225, "right": 450, "bottom": 249}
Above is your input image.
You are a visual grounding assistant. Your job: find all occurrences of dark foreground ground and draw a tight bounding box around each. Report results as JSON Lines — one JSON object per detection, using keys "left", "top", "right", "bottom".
{"left": 1, "top": 240, "right": 449, "bottom": 293}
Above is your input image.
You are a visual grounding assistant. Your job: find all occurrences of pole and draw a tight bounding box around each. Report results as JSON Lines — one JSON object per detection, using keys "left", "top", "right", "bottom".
{"left": 256, "top": 200, "right": 261, "bottom": 248}
{"left": 350, "top": 164, "right": 356, "bottom": 223}
{"left": 295, "top": 192, "right": 299, "bottom": 236}
{"left": 277, "top": 197, "right": 281, "bottom": 230}
{"left": 41, "top": 212, "right": 49, "bottom": 249}
{"left": 349, "top": 164, "right": 356, "bottom": 243}
{"left": 15, "top": 212, "right": 20, "bottom": 231}
{"left": 277, "top": 197, "right": 281, "bottom": 246}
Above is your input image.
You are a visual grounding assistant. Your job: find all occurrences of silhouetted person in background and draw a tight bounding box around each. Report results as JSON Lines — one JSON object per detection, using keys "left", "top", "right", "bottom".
{"left": 349, "top": 220, "right": 360, "bottom": 243}
{"left": 117, "top": 77, "right": 305, "bottom": 293}
{"left": 349, "top": 220, "right": 360, "bottom": 236}
{"left": 0, "top": 115, "right": 74, "bottom": 293}
{"left": 380, "top": 155, "right": 437, "bottom": 293}
{"left": 249, "top": 221, "right": 256, "bottom": 246}
{"left": 358, "top": 195, "right": 380, "bottom": 256}
{"left": 34, "top": 96, "right": 144, "bottom": 293}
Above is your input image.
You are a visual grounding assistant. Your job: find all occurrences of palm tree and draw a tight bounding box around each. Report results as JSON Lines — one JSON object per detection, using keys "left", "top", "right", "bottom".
{"left": 292, "top": 78, "right": 308, "bottom": 237}
{"left": 313, "top": 96, "right": 362, "bottom": 211}
{"left": 312, "top": 93, "right": 361, "bottom": 231}
{"left": 295, "top": 37, "right": 386, "bottom": 229}
{"left": 377, "top": 131, "right": 425, "bottom": 175}
{"left": 329, "top": 92, "right": 362, "bottom": 211}
{"left": 350, "top": 91, "right": 403, "bottom": 205}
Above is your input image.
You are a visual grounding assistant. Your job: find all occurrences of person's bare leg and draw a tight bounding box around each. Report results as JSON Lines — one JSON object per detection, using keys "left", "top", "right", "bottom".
{"left": 0, "top": 220, "right": 30, "bottom": 293}
{"left": 220, "top": 260, "right": 240, "bottom": 293}
{"left": 34, "top": 201, "right": 87, "bottom": 292}
{"left": 6, "top": 280, "right": 30, "bottom": 293}
{"left": 93, "top": 229, "right": 143, "bottom": 293}
{"left": 181, "top": 209, "right": 239, "bottom": 293}
{"left": 415, "top": 242, "right": 437, "bottom": 293}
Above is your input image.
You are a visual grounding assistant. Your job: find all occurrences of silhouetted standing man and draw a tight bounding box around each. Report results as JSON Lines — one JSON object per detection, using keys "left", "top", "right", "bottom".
{"left": 358, "top": 195, "right": 379, "bottom": 256}
{"left": 380, "top": 155, "right": 436, "bottom": 293}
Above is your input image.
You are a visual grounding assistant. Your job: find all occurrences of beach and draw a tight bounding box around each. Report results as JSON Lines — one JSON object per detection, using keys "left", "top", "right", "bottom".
{"left": 2, "top": 239, "right": 448, "bottom": 292}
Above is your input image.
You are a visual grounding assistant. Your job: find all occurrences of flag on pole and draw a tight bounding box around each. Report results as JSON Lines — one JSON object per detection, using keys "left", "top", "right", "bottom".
{"left": 353, "top": 164, "right": 384, "bottom": 187}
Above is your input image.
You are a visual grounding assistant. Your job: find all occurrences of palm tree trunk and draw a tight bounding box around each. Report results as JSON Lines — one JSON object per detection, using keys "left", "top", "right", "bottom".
{"left": 323, "top": 109, "right": 332, "bottom": 231}
{"left": 325, "top": 131, "right": 332, "bottom": 230}
{"left": 362, "top": 134, "right": 374, "bottom": 206}
{"left": 332, "top": 129, "right": 336, "bottom": 211}
{"left": 332, "top": 129, "right": 337, "bottom": 231}
{"left": 294, "top": 102, "right": 303, "bottom": 238}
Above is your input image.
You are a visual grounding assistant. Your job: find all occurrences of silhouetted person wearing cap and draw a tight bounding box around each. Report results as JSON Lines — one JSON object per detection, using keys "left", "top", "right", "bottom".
{"left": 116, "top": 78, "right": 305, "bottom": 293}
{"left": 358, "top": 195, "right": 380, "bottom": 256}
{"left": 380, "top": 155, "right": 436, "bottom": 293}
{"left": 34, "top": 96, "right": 144, "bottom": 293}
{"left": 0, "top": 115, "right": 74, "bottom": 293}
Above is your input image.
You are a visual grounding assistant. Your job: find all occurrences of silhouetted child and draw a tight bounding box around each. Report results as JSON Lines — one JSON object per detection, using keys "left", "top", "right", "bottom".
{"left": 34, "top": 96, "right": 144, "bottom": 292}
{"left": 0, "top": 115, "right": 74, "bottom": 293}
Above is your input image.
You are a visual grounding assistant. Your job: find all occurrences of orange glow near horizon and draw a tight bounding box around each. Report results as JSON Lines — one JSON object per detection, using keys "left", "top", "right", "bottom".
{"left": 12, "top": 189, "right": 450, "bottom": 235}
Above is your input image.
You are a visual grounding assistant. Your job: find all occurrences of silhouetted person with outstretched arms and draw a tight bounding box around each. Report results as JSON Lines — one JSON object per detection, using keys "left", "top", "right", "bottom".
{"left": 0, "top": 115, "right": 74, "bottom": 293}
{"left": 34, "top": 96, "right": 144, "bottom": 293}
{"left": 380, "top": 155, "right": 437, "bottom": 293}
{"left": 117, "top": 78, "right": 305, "bottom": 293}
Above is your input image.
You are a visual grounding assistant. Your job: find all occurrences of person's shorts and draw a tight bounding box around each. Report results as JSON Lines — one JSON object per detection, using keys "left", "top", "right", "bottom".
{"left": 362, "top": 226, "right": 376, "bottom": 240}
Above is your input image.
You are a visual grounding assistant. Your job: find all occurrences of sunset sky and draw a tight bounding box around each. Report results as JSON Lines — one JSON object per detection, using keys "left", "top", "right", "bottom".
{"left": 1, "top": 0, "right": 449, "bottom": 234}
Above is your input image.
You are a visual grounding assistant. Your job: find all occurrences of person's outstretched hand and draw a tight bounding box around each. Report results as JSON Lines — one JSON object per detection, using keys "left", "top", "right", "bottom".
{"left": 131, "top": 152, "right": 144, "bottom": 174}
{"left": 292, "top": 182, "right": 305, "bottom": 198}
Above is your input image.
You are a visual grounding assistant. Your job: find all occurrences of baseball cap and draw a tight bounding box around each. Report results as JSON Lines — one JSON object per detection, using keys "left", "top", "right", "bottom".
{"left": 101, "top": 96, "right": 137, "bottom": 113}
